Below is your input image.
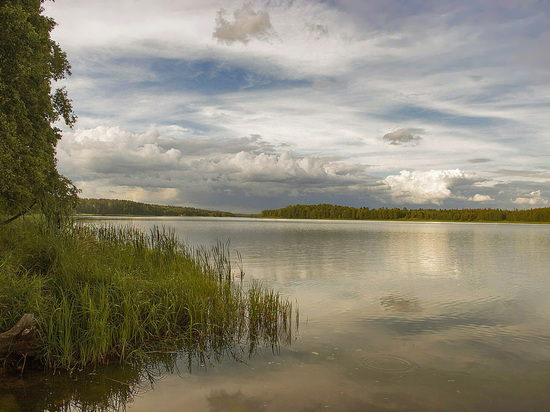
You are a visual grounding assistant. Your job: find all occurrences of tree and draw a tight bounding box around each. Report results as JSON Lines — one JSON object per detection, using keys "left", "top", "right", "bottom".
{"left": 0, "top": 0, "right": 78, "bottom": 226}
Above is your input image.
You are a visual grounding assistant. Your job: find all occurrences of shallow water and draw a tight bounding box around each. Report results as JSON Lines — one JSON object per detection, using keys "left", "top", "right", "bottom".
{"left": 3, "top": 218, "right": 550, "bottom": 411}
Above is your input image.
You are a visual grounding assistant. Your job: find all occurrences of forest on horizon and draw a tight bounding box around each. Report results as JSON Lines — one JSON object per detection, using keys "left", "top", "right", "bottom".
{"left": 76, "top": 198, "right": 235, "bottom": 217}
{"left": 260, "top": 204, "right": 550, "bottom": 223}
{"left": 75, "top": 198, "right": 550, "bottom": 222}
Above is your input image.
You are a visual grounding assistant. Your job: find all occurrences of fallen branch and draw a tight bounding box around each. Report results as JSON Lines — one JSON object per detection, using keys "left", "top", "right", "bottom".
{"left": 0, "top": 314, "right": 41, "bottom": 362}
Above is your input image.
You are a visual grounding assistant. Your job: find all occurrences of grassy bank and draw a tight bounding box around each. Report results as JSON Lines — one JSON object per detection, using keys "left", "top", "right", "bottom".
{"left": 0, "top": 218, "right": 294, "bottom": 370}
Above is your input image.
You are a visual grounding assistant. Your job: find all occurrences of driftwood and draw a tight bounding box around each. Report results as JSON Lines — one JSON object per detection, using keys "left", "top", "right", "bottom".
{"left": 0, "top": 314, "right": 41, "bottom": 361}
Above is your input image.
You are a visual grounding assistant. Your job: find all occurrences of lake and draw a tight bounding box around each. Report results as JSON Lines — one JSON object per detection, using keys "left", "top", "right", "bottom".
{"left": 3, "top": 218, "right": 550, "bottom": 411}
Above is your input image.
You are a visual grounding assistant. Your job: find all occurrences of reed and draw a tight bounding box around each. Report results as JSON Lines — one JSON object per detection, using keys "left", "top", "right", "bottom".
{"left": 0, "top": 218, "right": 295, "bottom": 370}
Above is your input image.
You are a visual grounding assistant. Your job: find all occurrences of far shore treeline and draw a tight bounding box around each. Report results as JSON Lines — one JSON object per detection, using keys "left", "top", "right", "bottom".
{"left": 76, "top": 198, "right": 235, "bottom": 217}
{"left": 260, "top": 204, "right": 550, "bottom": 223}
{"left": 77, "top": 199, "right": 550, "bottom": 223}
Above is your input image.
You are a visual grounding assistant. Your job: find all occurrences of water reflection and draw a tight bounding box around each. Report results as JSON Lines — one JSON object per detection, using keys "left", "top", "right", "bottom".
{"left": 0, "top": 358, "right": 166, "bottom": 412}
{"left": 0, "top": 331, "right": 299, "bottom": 412}
{"left": 68, "top": 218, "right": 550, "bottom": 411}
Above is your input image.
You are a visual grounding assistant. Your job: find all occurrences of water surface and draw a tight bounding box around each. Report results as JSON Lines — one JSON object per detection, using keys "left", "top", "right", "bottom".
{"left": 3, "top": 218, "right": 550, "bottom": 411}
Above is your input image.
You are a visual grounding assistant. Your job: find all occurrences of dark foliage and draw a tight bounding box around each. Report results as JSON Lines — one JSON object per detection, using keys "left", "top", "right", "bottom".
{"left": 0, "top": 0, "right": 78, "bottom": 225}
{"left": 76, "top": 198, "right": 235, "bottom": 217}
{"left": 261, "top": 204, "right": 550, "bottom": 223}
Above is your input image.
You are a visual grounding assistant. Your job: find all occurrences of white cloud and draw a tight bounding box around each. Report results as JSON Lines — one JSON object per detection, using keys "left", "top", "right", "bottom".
{"left": 56, "top": 127, "right": 545, "bottom": 211}
{"left": 513, "top": 190, "right": 549, "bottom": 206}
{"left": 383, "top": 169, "right": 479, "bottom": 205}
{"left": 196, "top": 150, "right": 362, "bottom": 185}
{"left": 57, "top": 126, "right": 379, "bottom": 207}
{"left": 57, "top": 127, "right": 185, "bottom": 175}
{"left": 213, "top": 4, "right": 277, "bottom": 45}
{"left": 469, "top": 194, "right": 493, "bottom": 202}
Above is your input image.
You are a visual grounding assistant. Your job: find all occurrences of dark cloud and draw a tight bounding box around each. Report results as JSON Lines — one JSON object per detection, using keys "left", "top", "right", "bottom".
{"left": 468, "top": 158, "right": 492, "bottom": 163}
{"left": 213, "top": 4, "right": 277, "bottom": 45}
{"left": 305, "top": 22, "right": 329, "bottom": 39}
{"left": 383, "top": 128, "right": 425, "bottom": 146}
{"left": 468, "top": 75, "right": 484, "bottom": 82}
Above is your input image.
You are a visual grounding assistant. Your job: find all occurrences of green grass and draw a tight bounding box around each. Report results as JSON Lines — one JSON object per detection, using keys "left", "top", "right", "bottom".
{"left": 0, "top": 218, "right": 295, "bottom": 370}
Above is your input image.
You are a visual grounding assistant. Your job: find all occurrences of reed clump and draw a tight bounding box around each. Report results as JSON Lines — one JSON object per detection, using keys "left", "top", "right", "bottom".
{"left": 0, "top": 219, "right": 294, "bottom": 370}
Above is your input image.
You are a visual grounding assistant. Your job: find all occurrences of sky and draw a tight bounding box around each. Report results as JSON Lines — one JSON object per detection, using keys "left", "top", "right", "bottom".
{"left": 44, "top": 0, "right": 550, "bottom": 213}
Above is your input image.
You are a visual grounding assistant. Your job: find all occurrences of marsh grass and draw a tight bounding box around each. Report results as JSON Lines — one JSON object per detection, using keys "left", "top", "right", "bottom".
{"left": 0, "top": 218, "right": 295, "bottom": 370}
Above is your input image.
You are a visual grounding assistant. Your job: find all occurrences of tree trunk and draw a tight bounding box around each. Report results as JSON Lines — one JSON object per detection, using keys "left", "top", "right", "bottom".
{"left": 0, "top": 314, "right": 41, "bottom": 361}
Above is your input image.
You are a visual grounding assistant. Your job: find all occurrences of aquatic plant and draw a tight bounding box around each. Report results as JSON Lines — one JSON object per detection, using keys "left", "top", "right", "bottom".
{"left": 0, "top": 218, "right": 295, "bottom": 370}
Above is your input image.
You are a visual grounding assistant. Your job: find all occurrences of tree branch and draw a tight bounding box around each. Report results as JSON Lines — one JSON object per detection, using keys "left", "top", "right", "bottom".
{"left": 1, "top": 202, "right": 36, "bottom": 226}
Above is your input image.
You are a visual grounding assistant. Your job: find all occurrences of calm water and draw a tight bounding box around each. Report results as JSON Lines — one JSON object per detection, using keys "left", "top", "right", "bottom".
{"left": 3, "top": 218, "right": 550, "bottom": 411}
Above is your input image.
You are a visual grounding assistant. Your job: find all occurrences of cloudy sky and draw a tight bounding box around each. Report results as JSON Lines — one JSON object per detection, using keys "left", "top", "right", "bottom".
{"left": 45, "top": 0, "right": 550, "bottom": 213}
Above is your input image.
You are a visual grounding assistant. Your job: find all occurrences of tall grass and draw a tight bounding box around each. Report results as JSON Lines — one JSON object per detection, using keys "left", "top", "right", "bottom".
{"left": 0, "top": 218, "right": 295, "bottom": 370}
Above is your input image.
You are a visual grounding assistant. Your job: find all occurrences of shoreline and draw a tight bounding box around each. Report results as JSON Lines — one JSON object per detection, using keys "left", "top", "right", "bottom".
{"left": 74, "top": 214, "right": 550, "bottom": 224}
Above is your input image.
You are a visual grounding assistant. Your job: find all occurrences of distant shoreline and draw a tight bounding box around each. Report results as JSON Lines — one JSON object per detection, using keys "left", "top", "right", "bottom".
{"left": 260, "top": 204, "right": 550, "bottom": 224}
{"left": 74, "top": 198, "right": 550, "bottom": 224}
{"left": 258, "top": 216, "right": 550, "bottom": 224}
{"left": 75, "top": 213, "right": 259, "bottom": 218}
{"left": 74, "top": 214, "right": 549, "bottom": 224}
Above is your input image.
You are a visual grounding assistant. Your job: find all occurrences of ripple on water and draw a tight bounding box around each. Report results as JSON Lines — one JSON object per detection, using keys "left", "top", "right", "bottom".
{"left": 362, "top": 355, "right": 417, "bottom": 373}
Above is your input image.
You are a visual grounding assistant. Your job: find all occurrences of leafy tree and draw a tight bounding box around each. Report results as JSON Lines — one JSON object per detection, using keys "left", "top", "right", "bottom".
{"left": 0, "top": 0, "right": 78, "bottom": 226}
